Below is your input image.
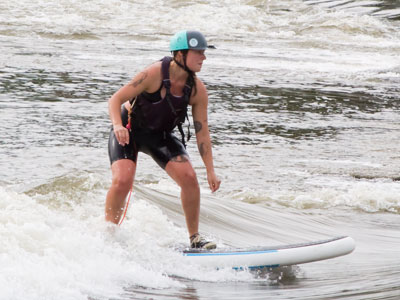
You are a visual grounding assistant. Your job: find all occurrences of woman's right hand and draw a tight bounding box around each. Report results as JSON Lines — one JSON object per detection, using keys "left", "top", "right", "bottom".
{"left": 113, "top": 124, "right": 130, "bottom": 146}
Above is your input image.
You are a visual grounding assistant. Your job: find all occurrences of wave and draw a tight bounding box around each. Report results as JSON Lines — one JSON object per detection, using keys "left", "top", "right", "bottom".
{"left": 304, "top": 0, "right": 400, "bottom": 20}
{"left": 234, "top": 181, "right": 400, "bottom": 214}
{"left": 1, "top": 0, "right": 398, "bottom": 38}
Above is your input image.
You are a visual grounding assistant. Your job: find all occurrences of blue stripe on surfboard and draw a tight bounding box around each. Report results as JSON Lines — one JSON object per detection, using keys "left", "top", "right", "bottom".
{"left": 233, "top": 264, "right": 280, "bottom": 270}
{"left": 183, "top": 249, "right": 278, "bottom": 257}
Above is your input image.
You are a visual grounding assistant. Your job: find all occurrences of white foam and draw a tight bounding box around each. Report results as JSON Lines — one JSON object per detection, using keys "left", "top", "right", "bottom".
{"left": 0, "top": 187, "right": 190, "bottom": 300}
{"left": 271, "top": 181, "right": 400, "bottom": 213}
{"left": 0, "top": 183, "right": 262, "bottom": 300}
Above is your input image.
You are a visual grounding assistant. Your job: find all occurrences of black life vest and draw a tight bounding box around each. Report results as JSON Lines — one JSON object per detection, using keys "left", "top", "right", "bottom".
{"left": 129, "top": 56, "right": 192, "bottom": 146}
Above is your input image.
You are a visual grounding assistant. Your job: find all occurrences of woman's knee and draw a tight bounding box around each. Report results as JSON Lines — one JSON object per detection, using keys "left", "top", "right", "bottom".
{"left": 166, "top": 159, "right": 199, "bottom": 189}
{"left": 111, "top": 174, "right": 133, "bottom": 192}
{"left": 110, "top": 159, "right": 135, "bottom": 192}
{"left": 180, "top": 169, "right": 199, "bottom": 189}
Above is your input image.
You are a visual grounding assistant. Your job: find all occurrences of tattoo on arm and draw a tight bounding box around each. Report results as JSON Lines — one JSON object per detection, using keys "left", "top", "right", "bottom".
{"left": 129, "top": 71, "right": 148, "bottom": 88}
{"left": 194, "top": 121, "right": 203, "bottom": 134}
{"left": 170, "top": 155, "right": 189, "bottom": 163}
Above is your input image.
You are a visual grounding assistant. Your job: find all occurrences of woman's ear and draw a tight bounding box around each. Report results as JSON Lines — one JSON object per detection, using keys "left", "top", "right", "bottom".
{"left": 174, "top": 50, "right": 183, "bottom": 59}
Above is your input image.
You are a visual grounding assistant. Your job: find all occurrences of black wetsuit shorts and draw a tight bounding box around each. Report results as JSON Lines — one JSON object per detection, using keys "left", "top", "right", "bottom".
{"left": 108, "top": 106, "right": 188, "bottom": 169}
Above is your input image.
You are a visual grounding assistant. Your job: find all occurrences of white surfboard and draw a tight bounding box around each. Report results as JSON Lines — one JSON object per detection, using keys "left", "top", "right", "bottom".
{"left": 182, "top": 236, "right": 355, "bottom": 270}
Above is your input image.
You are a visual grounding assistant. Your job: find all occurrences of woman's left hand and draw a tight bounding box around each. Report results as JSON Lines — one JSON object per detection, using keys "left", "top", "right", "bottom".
{"left": 207, "top": 171, "right": 221, "bottom": 193}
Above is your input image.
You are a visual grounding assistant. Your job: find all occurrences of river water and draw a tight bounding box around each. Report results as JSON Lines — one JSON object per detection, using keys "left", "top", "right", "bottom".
{"left": 1, "top": 0, "right": 400, "bottom": 299}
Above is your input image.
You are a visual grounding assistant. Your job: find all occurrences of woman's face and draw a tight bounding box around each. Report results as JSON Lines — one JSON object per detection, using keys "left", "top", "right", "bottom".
{"left": 185, "top": 50, "right": 206, "bottom": 72}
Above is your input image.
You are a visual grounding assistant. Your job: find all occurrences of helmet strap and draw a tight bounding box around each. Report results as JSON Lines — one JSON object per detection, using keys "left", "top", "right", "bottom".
{"left": 173, "top": 57, "right": 186, "bottom": 70}
{"left": 173, "top": 51, "right": 190, "bottom": 72}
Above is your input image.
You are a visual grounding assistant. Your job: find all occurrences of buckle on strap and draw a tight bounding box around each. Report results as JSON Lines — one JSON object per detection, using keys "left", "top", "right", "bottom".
{"left": 162, "top": 79, "right": 171, "bottom": 89}
{"left": 183, "top": 84, "right": 191, "bottom": 92}
{"left": 163, "top": 87, "right": 177, "bottom": 116}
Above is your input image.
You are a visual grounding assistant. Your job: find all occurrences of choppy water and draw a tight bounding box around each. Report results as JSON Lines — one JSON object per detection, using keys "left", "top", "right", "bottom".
{"left": 1, "top": 0, "right": 400, "bottom": 299}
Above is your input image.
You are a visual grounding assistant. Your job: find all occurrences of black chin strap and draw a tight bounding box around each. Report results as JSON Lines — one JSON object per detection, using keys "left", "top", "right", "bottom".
{"left": 173, "top": 53, "right": 190, "bottom": 72}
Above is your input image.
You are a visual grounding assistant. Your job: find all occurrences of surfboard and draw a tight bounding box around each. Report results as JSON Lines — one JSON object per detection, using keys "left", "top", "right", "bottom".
{"left": 182, "top": 236, "right": 355, "bottom": 270}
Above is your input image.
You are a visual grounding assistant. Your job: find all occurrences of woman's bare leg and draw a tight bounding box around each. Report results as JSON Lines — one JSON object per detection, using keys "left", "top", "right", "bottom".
{"left": 165, "top": 155, "right": 200, "bottom": 236}
{"left": 105, "top": 159, "right": 136, "bottom": 224}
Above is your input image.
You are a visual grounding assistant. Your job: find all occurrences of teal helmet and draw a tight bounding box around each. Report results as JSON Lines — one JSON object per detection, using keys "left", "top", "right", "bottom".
{"left": 170, "top": 30, "right": 215, "bottom": 51}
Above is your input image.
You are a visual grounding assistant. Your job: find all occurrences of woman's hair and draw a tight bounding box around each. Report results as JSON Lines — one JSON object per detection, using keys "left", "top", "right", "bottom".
{"left": 172, "top": 50, "right": 197, "bottom": 96}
